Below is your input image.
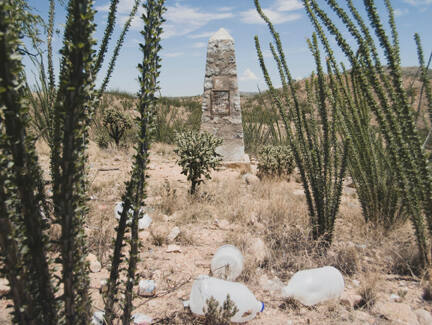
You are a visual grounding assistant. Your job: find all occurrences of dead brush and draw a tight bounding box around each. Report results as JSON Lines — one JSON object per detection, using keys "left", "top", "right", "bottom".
{"left": 330, "top": 246, "right": 359, "bottom": 276}
{"left": 87, "top": 205, "right": 116, "bottom": 265}
{"left": 157, "top": 179, "right": 178, "bottom": 215}
{"left": 387, "top": 240, "right": 424, "bottom": 276}
{"left": 264, "top": 223, "right": 327, "bottom": 281}
{"left": 355, "top": 274, "right": 379, "bottom": 310}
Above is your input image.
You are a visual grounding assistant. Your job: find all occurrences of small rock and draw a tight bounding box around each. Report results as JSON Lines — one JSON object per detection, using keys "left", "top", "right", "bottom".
{"left": 100, "top": 280, "right": 108, "bottom": 294}
{"left": 247, "top": 237, "right": 268, "bottom": 265}
{"left": 390, "top": 293, "right": 402, "bottom": 302}
{"left": 215, "top": 219, "right": 230, "bottom": 230}
{"left": 132, "top": 313, "right": 152, "bottom": 325}
{"left": 167, "top": 226, "right": 180, "bottom": 242}
{"left": 352, "top": 279, "right": 360, "bottom": 287}
{"left": 92, "top": 311, "right": 105, "bottom": 325}
{"left": 340, "top": 292, "right": 362, "bottom": 308}
{"left": 87, "top": 253, "right": 102, "bottom": 273}
{"left": 166, "top": 244, "right": 182, "bottom": 253}
{"left": 343, "top": 186, "right": 356, "bottom": 196}
{"left": 259, "top": 274, "right": 283, "bottom": 294}
{"left": 0, "top": 278, "right": 9, "bottom": 295}
{"left": 415, "top": 309, "right": 432, "bottom": 325}
{"left": 376, "top": 302, "right": 419, "bottom": 325}
{"left": 242, "top": 173, "right": 259, "bottom": 185}
{"left": 138, "top": 279, "right": 156, "bottom": 297}
{"left": 293, "top": 189, "right": 304, "bottom": 196}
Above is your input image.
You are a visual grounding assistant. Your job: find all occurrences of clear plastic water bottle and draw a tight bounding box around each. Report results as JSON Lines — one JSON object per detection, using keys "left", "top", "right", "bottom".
{"left": 281, "top": 266, "right": 344, "bottom": 306}
{"left": 211, "top": 244, "right": 243, "bottom": 281}
{"left": 189, "top": 275, "right": 264, "bottom": 323}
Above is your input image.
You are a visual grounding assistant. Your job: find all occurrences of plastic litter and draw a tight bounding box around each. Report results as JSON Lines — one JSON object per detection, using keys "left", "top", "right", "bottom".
{"left": 132, "top": 313, "right": 152, "bottom": 325}
{"left": 211, "top": 244, "right": 243, "bottom": 281}
{"left": 91, "top": 311, "right": 105, "bottom": 325}
{"left": 115, "top": 202, "right": 151, "bottom": 229}
{"left": 189, "top": 275, "right": 264, "bottom": 323}
{"left": 138, "top": 279, "right": 156, "bottom": 297}
{"left": 138, "top": 214, "right": 152, "bottom": 230}
{"left": 281, "top": 266, "right": 344, "bottom": 306}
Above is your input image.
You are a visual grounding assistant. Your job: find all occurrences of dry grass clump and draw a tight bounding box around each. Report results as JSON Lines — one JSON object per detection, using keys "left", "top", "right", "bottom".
{"left": 155, "top": 179, "right": 179, "bottom": 215}
{"left": 330, "top": 246, "right": 359, "bottom": 276}
{"left": 386, "top": 240, "right": 424, "bottom": 276}
{"left": 152, "top": 142, "right": 176, "bottom": 158}
{"left": 356, "top": 273, "right": 379, "bottom": 310}
{"left": 87, "top": 204, "right": 116, "bottom": 265}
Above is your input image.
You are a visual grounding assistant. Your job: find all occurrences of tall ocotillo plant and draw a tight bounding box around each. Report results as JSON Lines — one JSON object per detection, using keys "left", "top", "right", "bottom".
{"left": 50, "top": 0, "right": 97, "bottom": 322}
{"left": 0, "top": 1, "right": 58, "bottom": 323}
{"left": 302, "top": 0, "right": 432, "bottom": 266}
{"left": 254, "top": 0, "right": 348, "bottom": 245}
{"left": 103, "top": 1, "right": 166, "bottom": 323}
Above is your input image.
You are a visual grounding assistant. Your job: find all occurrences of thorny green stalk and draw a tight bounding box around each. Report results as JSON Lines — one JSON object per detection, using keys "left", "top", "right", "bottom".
{"left": 103, "top": 1, "right": 166, "bottom": 323}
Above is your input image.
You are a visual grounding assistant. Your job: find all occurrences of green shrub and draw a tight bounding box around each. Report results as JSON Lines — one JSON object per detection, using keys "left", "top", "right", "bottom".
{"left": 204, "top": 295, "right": 238, "bottom": 325}
{"left": 102, "top": 107, "right": 132, "bottom": 146}
{"left": 174, "top": 130, "right": 222, "bottom": 194}
{"left": 257, "top": 145, "right": 294, "bottom": 179}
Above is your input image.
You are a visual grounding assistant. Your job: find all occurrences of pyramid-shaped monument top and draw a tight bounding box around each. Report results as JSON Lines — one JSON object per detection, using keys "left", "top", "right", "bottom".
{"left": 209, "top": 28, "right": 234, "bottom": 42}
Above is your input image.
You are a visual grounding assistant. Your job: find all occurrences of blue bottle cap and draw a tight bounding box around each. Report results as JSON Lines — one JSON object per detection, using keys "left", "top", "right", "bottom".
{"left": 260, "top": 301, "right": 265, "bottom": 312}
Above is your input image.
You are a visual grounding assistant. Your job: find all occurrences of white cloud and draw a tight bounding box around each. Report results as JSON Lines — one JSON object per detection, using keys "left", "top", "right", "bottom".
{"left": 163, "top": 4, "right": 233, "bottom": 39}
{"left": 192, "top": 42, "right": 207, "bottom": 48}
{"left": 240, "top": 9, "right": 301, "bottom": 25}
{"left": 240, "top": 0, "right": 303, "bottom": 25}
{"left": 188, "top": 30, "right": 219, "bottom": 39}
{"left": 274, "top": 0, "right": 303, "bottom": 11}
{"left": 394, "top": 8, "right": 409, "bottom": 16}
{"left": 163, "top": 52, "right": 184, "bottom": 58}
{"left": 240, "top": 68, "right": 259, "bottom": 81}
{"left": 403, "top": 0, "right": 432, "bottom": 5}
{"left": 218, "top": 6, "right": 235, "bottom": 12}
{"left": 96, "top": 2, "right": 233, "bottom": 39}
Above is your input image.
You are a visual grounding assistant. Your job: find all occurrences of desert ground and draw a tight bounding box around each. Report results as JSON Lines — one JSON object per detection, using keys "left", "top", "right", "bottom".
{"left": 0, "top": 137, "right": 429, "bottom": 324}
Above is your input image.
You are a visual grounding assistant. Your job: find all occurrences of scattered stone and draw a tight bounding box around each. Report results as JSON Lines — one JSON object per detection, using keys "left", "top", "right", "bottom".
{"left": 167, "top": 226, "right": 180, "bottom": 242}
{"left": 100, "top": 279, "right": 108, "bottom": 294}
{"left": 343, "top": 186, "right": 356, "bottom": 196}
{"left": 340, "top": 292, "right": 362, "bottom": 308}
{"left": 376, "top": 302, "right": 419, "bottom": 325}
{"left": 415, "top": 309, "right": 432, "bottom": 325}
{"left": 0, "top": 278, "right": 9, "bottom": 295}
{"left": 138, "top": 279, "right": 156, "bottom": 297}
{"left": 293, "top": 189, "right": 304, "bottom": 196}
{"left": 215, "top": 219, "right": 230, "bottom": 230}
{"left": 352, "top": 279, "right": 360, "bottom": 287}
{"left": 92, "top": 311, "right": 105, "bottom": 325}
{"left": 87, "top": 253, "right": 102, "bottom": 273}
{"left": 166, "top": 244, "right": 182, "bottom": 253}
{"left": 259, "top": 274, "right": 283, "bottom": 294}
{"left": 132, "top": 313, "right": 153, "bottom": 325}
{"left": 390, "top": 293, "right": 402, "bottom": 302}
{"left": 248, "top": 237, "right": 268, "bottom": 265}
{"left": 242, "top": 173, "right": 259, "bottom": 185}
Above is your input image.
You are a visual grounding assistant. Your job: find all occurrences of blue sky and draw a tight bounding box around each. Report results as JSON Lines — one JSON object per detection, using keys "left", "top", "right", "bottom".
{"left": 26, "top": 0, "right": 432, "bottom": 96}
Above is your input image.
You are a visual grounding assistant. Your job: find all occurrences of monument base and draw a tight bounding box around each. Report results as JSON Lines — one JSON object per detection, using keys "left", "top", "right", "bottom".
{"left": 221, "top": 154, "right": 251, "bottom": 171}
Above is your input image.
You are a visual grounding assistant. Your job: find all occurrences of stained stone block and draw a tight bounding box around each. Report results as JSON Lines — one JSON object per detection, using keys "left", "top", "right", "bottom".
{"left": 201, "top": 28, "right": 249, "bottom": 163}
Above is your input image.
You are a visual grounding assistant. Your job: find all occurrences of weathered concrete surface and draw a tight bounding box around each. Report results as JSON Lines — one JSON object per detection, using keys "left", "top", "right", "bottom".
{"left": 201, "top": 28, "right": 249, "bottom": 163}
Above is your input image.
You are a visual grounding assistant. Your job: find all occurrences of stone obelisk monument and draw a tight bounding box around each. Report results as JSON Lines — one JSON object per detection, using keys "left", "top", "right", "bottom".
{"left": 201, "top": 28, "right": 249, "bottom": 163}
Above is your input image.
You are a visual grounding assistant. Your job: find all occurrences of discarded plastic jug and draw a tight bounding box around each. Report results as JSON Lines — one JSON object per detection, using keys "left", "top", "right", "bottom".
{"left": 211, "top": 244, "right": 243, "bottom": 281}
{"left": 132, "top": 313, "right": 152, "bottom": 325}
{"left": 92, "top": 311, "right": 105, "bottom": 325}
{"left": 189, "top": 275, "right": 264, "bottom": 323}
{"left": 138, "top": 279, "right": 156, "bottom": 297}
{"left": 138, "top": 214, "right": 152, "bottom": 230}
{"left": 281, "top": 266, "right": 344, "bottom": 306}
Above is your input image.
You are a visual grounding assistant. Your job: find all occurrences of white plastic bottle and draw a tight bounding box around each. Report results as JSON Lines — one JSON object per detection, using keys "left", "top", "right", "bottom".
{"left": 211, "top": 244, "right": 243, "bottom": 281}
{"left": 281, "top": 266, "right": 344, "bottom": 306}
{"left": 189, "top": 275, "right": 264, "bottom": 323}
